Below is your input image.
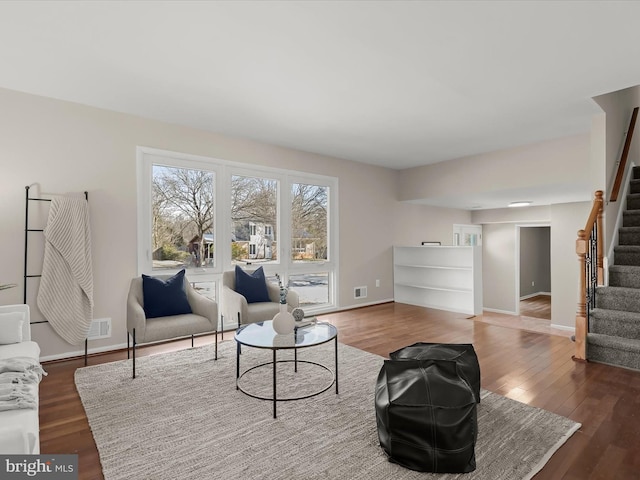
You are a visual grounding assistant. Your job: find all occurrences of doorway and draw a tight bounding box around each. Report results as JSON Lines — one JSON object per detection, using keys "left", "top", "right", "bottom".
{"left": 517, "top": 225, "right": 551, "bottom": 320}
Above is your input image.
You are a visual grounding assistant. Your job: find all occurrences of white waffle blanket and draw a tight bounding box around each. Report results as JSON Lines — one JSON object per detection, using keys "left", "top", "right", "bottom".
{"left": 37, "top": 195, "right": 94, "bottom": 345}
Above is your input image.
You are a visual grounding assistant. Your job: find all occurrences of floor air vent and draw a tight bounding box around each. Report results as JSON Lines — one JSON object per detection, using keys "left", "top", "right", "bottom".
{"left": 354, "top": 286, "right": 367, "bottom": 299}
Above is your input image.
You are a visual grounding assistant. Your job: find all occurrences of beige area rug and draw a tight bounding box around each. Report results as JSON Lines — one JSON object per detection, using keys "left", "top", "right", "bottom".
{"left": 75, "top": 340, "right": 580, "bottom": 480}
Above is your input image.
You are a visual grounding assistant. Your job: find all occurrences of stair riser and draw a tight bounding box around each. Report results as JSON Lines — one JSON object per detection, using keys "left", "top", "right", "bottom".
{"left": 623, "top": 213, "right": 640, "bottom": 227}
{"left": 608, "top": 270, "right": 640, "bottom": 288}
{"left": 592, "top": 168, "right": 640, "bottom": 371}
{"left": 590, "top": 316, "right": 640, "bottom": 337}
{"left": 618, "top": 231, "right": 640, "bottom": 246}
{"left": 614, "top": 251, "right": 640, "bottom": 266}
{"left": 627, "top": 197, "right": 640, "bottom": 210}
{"left": 596, "top": 290, "right": 640, "bottom": 314}
{"left": 587, "top": 343, "right": 640, "bottom": 370}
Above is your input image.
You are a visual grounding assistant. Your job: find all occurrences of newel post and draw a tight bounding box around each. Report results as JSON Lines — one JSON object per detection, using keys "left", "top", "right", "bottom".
{"left": 574, "top": 229, "right": 587, "bottom": 361}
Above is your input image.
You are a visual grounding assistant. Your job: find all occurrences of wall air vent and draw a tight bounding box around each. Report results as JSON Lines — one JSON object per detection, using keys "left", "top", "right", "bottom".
{"left": 87, "top": 318, "right": 111, "bottom": 340}
{"left": 354, "top": 286, "right": 368, "bottom": 299}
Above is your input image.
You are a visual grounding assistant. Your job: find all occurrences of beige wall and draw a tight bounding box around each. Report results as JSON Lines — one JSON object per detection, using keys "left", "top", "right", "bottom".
{"left": 482, "top": 223, "right": 517, "bottom": 313}
{"left": 550, "top": 202, "right": 592, "bottom": 329}
{"left": 472, "top": 205, "right": 550, "bottom": 224}
{"left": 593, "top": 86, "right": 640, "bottom": 252}
{"left": 473, "top": 201, "right": 590, "bottom": 329}
{"left": 519, "top": 226, "right": 551, "bottom": 297}
{"left": 393, "top": 204, "right": 471, "bottom": 247}
{"left": 397, "top": 134, "right": 590, "bottom": 203}
{"left": 590, "top": 112, "right": 606, "bottom": 195}
{"left": 0, "top": 87, "right": 470, "bottom": 359}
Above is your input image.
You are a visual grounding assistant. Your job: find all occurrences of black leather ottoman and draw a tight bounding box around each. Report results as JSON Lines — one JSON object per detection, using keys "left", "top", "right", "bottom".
{"left": 375, "top": 345, "right": 479, "bottom": 473}
{"left": 389, "top": 342, "right": 481, "bottom": 403}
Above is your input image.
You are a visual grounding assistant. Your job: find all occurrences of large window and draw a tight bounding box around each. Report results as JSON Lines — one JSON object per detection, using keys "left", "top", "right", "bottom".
{"left": 152, "top": 165, "right": 215, "bottom": 270}
{"left": 291, "top": 182, "right": 328, "bottom": 263}
{"left": 137, "top": 148, "right": 338, "bottom": 317}
{"left": 231, "top": 175, "right": 278, "bottom": 265}
{"left": 289, "top": 182, "right": 330, "bottom": 308}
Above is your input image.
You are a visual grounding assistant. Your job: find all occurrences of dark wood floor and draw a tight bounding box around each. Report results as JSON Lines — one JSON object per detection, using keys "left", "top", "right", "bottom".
{"left": 39, "top": 303, "right": 640, "bottom": 480}
{"left": 520, "top": 294, "right": 551, "bottom": 320}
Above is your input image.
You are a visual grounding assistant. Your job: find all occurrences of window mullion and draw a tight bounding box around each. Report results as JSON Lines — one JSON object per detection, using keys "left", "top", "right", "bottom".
{"left": 280, "top": 175, "right": 292, "bottom": 279}
{"left": 219, "top": 166, "right": 232, "bottom": 273}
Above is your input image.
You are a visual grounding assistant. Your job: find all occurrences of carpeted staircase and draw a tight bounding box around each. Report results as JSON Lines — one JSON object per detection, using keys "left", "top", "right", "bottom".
{"left": 587, "top": 166, "right": 640, "bottom": 370}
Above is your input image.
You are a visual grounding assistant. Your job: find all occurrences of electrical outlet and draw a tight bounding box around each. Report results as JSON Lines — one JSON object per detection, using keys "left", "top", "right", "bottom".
{"left": 531, "top": 281, "right": 535, "bottom": 287}
{"left": 376, "top": 279, "right": 380, "bottom": 287}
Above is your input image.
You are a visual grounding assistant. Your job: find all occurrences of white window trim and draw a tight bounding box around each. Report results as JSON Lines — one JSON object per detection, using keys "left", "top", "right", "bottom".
{"left": 136, "top": 146, "right": 339, "bottom": 313}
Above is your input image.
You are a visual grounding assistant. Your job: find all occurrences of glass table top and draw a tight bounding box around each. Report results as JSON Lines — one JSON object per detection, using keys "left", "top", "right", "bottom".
{"left": 234, "top": 320, "right": 337, "bottom": 349}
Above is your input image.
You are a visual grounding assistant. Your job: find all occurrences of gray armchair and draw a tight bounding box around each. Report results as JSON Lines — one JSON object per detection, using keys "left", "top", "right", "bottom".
{"left": 221, "top": 269, "right": 299, "bottom": 334}
{"left": 127, "top": 274, "right": 218, "bottom": 378}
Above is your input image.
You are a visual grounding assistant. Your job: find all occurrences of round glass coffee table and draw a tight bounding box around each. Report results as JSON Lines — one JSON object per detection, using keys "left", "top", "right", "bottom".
{"left": 234, "top": 320, "right": 339, "bottom": 418}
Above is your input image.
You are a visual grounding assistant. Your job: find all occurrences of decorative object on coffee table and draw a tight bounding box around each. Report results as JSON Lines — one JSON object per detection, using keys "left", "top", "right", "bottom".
{"left": 292, "top": 307, "right": 305, "bottom": 322}
{"left": 272, "top": 274, "right": 295, "bottom": 334}
{"left": 294, "top": 317, "right": 317, "bottom": 328}
{"left": 273, "top": 303, "right": 295, "bottom": 334}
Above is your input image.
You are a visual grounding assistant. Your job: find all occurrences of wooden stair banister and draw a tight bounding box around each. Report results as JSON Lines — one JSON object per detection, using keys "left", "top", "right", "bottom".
{"left": 574, "top": 190, "right": 604, "bottom": 362}
{"left": 610, "top": 107, "right": 639, "bottom": 203}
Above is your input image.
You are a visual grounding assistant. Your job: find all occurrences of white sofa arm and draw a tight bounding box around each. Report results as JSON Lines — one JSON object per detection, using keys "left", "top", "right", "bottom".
{"left": 0, "top": 304, "right": 31, "bottom": 341}
{"left": 0, "top": 304, "right": 40, "bottom": 455}
{"left": 0, "top": 426, "right": 30, "bottom": 454}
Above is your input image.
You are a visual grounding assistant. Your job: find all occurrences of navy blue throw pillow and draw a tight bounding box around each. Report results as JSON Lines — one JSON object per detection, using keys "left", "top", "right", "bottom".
{"left": 235, "top": 265, "right": 271, "bottom": 303}
{"left": 142, "top": 269, "right": 192, "bottom": 319}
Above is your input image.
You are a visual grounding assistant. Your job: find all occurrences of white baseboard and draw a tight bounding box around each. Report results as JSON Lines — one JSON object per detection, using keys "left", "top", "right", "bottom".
{"left": 338, "top": 298, "right": 394, "bottom": 312}
{"left": 482, "top": 307, "right": 518, "bottom": 315}
{"left": 40, "top": 342, "right": 129, "bottom": 363}
{"left": 550, "top": 323, "right": 575, "bottom": 333}
{"left": 484, "top": 308, "right": 574, "bottom": 334}
{"left": 519, "top": 291, "right": 551, "bottom": 300}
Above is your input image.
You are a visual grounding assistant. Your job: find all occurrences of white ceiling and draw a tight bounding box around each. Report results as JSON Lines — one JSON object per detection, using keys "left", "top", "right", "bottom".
{"left": 2, "top": 1, "right": 640, "bottom": 208}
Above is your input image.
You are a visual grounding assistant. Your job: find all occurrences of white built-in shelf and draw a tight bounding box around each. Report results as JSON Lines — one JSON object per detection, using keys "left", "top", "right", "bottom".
{"left": 393, "top": 245, "right": 482, "bottom": 315}
{"left": 394, "top": 263, "right": 472, "bottom": 271}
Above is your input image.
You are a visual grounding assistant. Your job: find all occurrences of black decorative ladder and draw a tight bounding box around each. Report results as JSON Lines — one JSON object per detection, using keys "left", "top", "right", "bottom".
{"left": 24, "top": 185, "right": 89, "bottom": 365}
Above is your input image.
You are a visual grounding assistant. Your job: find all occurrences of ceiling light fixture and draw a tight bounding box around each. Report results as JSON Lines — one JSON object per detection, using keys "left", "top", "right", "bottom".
{"left": 508, "top": 201, "right": 532, "bottom": 208}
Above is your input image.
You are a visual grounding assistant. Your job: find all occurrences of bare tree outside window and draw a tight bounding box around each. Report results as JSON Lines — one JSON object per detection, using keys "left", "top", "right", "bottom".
{"left": 291, "top": 183, "right": 328, "bottom": 262}
{"left": 231, "top": 175, "right": 278, "bottom": 263}
{"left": 152, "top": 165, "right": 215, "bottom": 269}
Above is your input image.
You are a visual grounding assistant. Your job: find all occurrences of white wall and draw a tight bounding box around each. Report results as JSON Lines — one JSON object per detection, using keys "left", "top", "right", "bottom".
{"left": 0, "top": 87, "right": 470, "bottom": 359}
